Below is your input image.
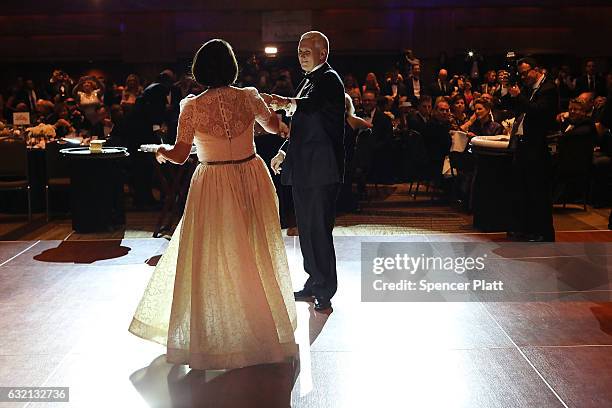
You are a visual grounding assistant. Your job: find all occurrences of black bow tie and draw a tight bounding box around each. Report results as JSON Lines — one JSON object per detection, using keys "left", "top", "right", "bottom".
{"left": 304, "top": 71, "right": 314, "bottom": 80}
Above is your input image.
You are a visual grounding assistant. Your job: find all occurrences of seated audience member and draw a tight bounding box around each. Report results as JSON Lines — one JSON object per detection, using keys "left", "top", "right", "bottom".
{"left": 64, "top": 97, "right": 91, "bottom": 131}
{"left": 480, "top": 70, "right": 499, "bottom": 96}
{"left": 460, "top": 98, "right": 505, "bottom": 136}
{"left": 382, "top": 69, "right": 407, "bottom": 99}
{"left": 462, "top": 78, "right": 475, "bottom": 107}
{"left": 345, "top": 93, "right": 372, "bottom": 131}
{"left": 430, "top": 69, "right": 451, "bottom": 98}
{"left": 362, "top": 72, "right": 381, "bottom": 96}
{"left": 406, "top": 63, "right": 423, "bottom": 105}
{"left": 360, "top": 90, "right": 394, "bottom": 183}
{"left": 343, "top": 74, "right": 361, "bottom": 98}
{"left": 555, "top": 65, "right": 575, "bottom": 110}
{"left": 407, "top": 95, "right": 432, "bottom": 136}
{"left": 382, "top": 69, "right": 408, "bottom": 114}
{"left": 480, "top": 93, "right": 514, "bottom": 124}
{"left": 553, "top": 98, "right": 597, "bottom": 201}
{"left": 107, "top": 105, "right": 129, "bottom": 147}
{"left": 34, "top": 99, "right": 55, "bottom": 124}
{"left": 574, "top": 60, "right": 607, "bottom": 97}
{"left": 450, "top": 94, "right": 469, "bottom": 129}
{"left": 49, "top": 103, "right": 74, "bottom": 137}
{"left": 423, "top": 97, "right": 452, "bottom": 177}
{"left": 121, "top": 74, "right": 143, "bottom": 112}
{"left": 90, "top": 105, "right": 115, "bottom": 139}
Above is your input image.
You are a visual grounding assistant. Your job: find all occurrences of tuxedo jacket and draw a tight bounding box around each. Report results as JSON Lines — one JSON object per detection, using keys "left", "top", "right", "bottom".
{"left": 404, "top": 76, "right": 423, "bottom": 104}
{"left": 429, "top": 80, "right": 451, "bottom": 98}
{"left": 381, "top": 80, "right": 407, "bottom": 98}
{"left": 280, "top": 62, "right": 345, "bottom": 187}
{"left": 508, "top": 76, "right": 559, "bottom": 158}
{"left": 124, "top": 82, "right": 169, "bottom": 151}
{"left": 574, "top": 74, "right": 607, "bottom": 97}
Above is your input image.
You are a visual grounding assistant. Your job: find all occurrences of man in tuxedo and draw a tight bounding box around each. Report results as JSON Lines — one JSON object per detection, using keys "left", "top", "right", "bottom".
{"left": 575, "top": 60, "right": 607, "bottom": 97}
{"left": 361, "top": 90, "right": 394, "bottom": 183}
{"left": 267, "top": 31, "right": 345, "bottom": 312}
{"left": 405, "top": 63, "right": 423, "bottom": 105}
{"left": 429, "top": 69, "right": 451, "bottom": 98}
{"left": 507, "top": 57, "right": 559, "bottom": 242}
{"left": 407, "top": 95, "right": 432, "bottom": 135}
{"left": 124, "top": 69, "right": 176, "bottom": 208}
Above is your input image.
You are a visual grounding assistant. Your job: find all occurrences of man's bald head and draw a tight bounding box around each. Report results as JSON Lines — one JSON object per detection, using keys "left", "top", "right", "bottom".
{"left": 298, "top": 31, "right": 329, "bottom": 72}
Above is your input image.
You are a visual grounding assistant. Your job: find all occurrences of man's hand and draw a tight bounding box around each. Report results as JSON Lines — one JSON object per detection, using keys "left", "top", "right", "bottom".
{"left": 269, "top": 94, "right": 292, "bottom": 111}
{"left": 278, "top": 121, "right": 290, "bottom": 138}
{"left": 556, "top": 111, "right": 569, "bottom": 123}
{"left": 270, "top": 152, "right": 285, "bottom": 175}
{"left": 509, "top": 85, "right": 521, "bottom": 97}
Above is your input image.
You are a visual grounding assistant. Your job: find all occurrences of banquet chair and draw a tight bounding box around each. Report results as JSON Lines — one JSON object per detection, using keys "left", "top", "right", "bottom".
{"left": 0, "top": 137, "right": 31, "bottom": 220}
{"left": 553, "top": 132, "right": 594, "bottom": 211}
{"left": 45, "top": 140, "right": 71, "bottom": 221}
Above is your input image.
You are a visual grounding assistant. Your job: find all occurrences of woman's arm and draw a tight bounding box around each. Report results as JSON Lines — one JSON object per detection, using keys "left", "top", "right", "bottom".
{"left": 156, "top": 142, "right": 192, "bottom": 164}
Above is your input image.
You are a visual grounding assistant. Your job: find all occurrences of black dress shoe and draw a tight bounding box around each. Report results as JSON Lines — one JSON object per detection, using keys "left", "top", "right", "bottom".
{"left": 313, "top": 296, "right": 332, "bottom": 311}
{"left": 506, "top": 231, "right": 525, "bottom": 241}
{"left": 526, "top": 234, "right": 545, "bottom": 242}
{"left": 294, "top": 289, "right": 314, "bottom": 301}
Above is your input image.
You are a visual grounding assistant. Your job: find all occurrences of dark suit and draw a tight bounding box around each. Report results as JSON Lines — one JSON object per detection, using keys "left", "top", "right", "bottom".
{"left": 124, "top": 82, "right": 170, "bottom": 206}
{"left": 279, "top": 62, "right": 345, "bottom": 299}
{"left": 429, "top": 79, "right": 451, "bottom": 98}
{"left": 574, "top": 74, "right": 607, "bottom": 97}
{"left": 405, "top": 76, "right": 423, "bottom": 105}
{"left": 381, "top": 80, "right": 407, "bottom": 99}
{"left": 598, "top": 96, "right": 612, "bottom": 228}
{"left": 508, "top": 76, "right": 559, "bottom": 241}
{"left": 366, "top": 109, "right": 394, "bottom": 183}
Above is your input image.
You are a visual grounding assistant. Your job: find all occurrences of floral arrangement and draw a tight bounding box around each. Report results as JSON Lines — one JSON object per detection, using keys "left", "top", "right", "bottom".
{"left": 26, "top": 123, "right": 57, "bottom": 138}
{"left": 25, "top": 123, "right": 57, "bottom": 149}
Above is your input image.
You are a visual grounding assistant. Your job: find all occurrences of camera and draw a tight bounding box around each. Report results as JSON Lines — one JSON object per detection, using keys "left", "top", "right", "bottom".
{"left": 505, "top": 51, "right": 520, "bottom": 85}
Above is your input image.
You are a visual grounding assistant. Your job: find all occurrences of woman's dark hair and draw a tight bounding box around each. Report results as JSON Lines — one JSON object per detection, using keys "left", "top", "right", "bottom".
{"left": 191, "top": 39, "right": 238, "bottom": 88}
{"left": 473, "top": 97, "right": 492, "bottom": 112}
{"left": 450, "top": 94, "right": 467, "bottom": 111}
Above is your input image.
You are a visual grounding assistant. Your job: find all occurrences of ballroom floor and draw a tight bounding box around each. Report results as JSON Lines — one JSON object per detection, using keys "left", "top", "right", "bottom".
{"left": 1, "top": 233, "right": 611, "bottom": 407}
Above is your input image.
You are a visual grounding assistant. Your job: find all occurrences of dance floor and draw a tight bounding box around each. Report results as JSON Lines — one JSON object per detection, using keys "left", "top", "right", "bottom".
{"left": 1, "top": 235, "right": 612, "bottom": 407}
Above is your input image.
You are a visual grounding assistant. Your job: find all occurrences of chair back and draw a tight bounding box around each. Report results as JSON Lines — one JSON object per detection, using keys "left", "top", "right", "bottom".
{"left": 45, "top": 140, "right": 71, "bottom": 180}
{"left": 557, "top": 132, "right": 594, "bottom": 180}
{"left": 0, "top": 137, "right": 28, "bottom": 179}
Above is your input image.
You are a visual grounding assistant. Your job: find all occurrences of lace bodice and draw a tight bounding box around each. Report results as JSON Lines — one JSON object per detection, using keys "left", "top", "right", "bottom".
{"left": 176, "top": 86, "right": 273, "bottom": 162}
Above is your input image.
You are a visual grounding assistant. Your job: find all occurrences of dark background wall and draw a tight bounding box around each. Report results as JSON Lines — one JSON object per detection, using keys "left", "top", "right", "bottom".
{"left": 1, "top": 1, "right": 611, "bottom": 87}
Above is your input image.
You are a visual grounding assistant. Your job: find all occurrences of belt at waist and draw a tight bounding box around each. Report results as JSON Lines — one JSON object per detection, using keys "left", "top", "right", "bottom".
{"left": 199, "top": 153, "right": 256, "bottom": 166}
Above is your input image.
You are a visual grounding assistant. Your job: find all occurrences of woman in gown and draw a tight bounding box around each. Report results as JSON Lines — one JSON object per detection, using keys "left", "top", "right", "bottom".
{"left": 128, "top": 39, "right": 297, "bottom": 370}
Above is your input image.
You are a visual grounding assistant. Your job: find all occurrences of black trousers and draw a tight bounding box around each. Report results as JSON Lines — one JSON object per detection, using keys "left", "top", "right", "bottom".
{"left": 510, "top": 144, "right": 555, "bottom": 241}
{"left": 292, "top": 183, "right": 340, "bottom": 299}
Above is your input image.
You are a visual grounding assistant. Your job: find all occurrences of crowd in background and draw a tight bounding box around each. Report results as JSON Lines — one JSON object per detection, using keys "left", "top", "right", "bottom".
{"left": 1, "top": 52, "right": 612, "bottom": 211}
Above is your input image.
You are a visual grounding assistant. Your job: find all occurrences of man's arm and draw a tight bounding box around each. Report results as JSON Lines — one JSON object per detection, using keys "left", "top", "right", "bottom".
{"left": 510, "top": 83, "right": 558, "bottom": 118}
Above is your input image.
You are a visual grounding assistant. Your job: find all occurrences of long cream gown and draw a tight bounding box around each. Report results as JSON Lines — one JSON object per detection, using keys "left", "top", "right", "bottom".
{"left": 129, "top": 86, "right": 297, "bottom": 369}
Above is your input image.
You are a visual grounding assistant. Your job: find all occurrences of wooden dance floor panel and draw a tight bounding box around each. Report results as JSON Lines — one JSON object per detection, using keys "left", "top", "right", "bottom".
{"left": 0, "top": 237, "right": 611, "bottom": 407}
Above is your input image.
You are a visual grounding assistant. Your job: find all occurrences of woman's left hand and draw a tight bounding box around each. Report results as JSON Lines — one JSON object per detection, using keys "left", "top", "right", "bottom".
{"left": 155, "top": 146, "right": 167, "bottom": 164}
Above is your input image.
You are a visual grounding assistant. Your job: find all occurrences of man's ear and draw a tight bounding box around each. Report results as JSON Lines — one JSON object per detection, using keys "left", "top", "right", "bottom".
{"left": 320, "top": 49, "right": 328, "bottom": 63}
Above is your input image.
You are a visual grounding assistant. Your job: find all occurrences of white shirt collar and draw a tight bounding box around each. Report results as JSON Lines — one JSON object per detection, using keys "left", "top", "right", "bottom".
{"left": 305, "top": 62, "right": 326, "bottom": 77}
{"left": 532, "top": 74, "right": 545, "bottom": 90}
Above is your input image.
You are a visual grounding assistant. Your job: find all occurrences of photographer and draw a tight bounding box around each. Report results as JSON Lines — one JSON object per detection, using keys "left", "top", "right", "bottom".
{"left": 507, "top": 57, "right": 559, "bottom": 242}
